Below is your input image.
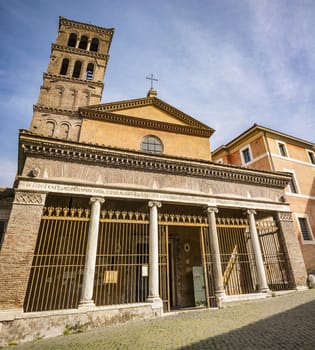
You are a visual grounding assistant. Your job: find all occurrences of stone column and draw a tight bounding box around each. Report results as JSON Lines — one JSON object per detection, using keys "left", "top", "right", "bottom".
{"left": 86, "top": 39, "right": 92, "bottom": 51}
{"left": 0, "top": 190, "right": 46, "bottom": 311}
{"left": 147, "top": 201, "right": 162, "bottom": 307}
{"left": 206, "top": 207, "right": 226, "bottom": 300}
{"left": 79, "top": 197, "right": 104, "bottom": 308}
{"left": 247, "top": 209, "right": 270, "bottom": 293}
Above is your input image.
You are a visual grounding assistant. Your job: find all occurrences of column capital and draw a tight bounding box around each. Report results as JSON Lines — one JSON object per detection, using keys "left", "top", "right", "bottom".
{"left": 206, "top": 206, "right": 218, "bottom": 214}
{"left": 246, "top": 209, "right": 257, "bottom": 216}
{"left": 148, "top": 201, "right": 162, "bottom": 208}
{"left": 89, "top": 197, "right": 105, "bottom": 205}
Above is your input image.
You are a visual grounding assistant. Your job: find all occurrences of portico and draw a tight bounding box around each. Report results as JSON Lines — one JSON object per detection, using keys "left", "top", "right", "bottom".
{"left": 0, "top": 128, "right": 303, "bottom": 313}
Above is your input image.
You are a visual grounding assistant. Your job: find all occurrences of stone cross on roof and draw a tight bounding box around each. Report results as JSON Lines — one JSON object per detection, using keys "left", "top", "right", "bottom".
{"left": 146, "top": 74, "right": 158, "bottom": 90}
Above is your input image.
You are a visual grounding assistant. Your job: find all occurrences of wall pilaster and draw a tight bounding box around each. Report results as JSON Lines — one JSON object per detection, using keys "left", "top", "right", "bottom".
{"left": 276, "top": 212, "right": 307, "bottom": 288}
{"left": 0, "top": 191, "right": 46, "bottom": 310}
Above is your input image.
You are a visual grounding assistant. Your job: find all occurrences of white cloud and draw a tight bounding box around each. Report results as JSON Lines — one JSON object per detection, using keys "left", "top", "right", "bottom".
{"left": 0, "top": 159, "right": 17, "bottom": 188}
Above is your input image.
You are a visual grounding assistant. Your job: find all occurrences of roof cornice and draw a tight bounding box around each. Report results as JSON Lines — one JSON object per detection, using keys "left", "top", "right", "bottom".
{"left": 213, "top": 124, "right": 315, "bottom": 155}
{"left": 88, "top": 97, "right": 214, "bottom": 132}
{"left": 43, "top": 72, "right": 104, "bottom": 88}
{"left": 33, "top": 104, "right": 80, "bottom": 117}
{"left": 19, "top": 131, "right": 291, "bottom": 189}
{"left": 59, "top": 16, "right": 114, "bottom": 37}
{"left": 80, "top": 109, "right": 212, "bottom": 137}
{"left": 52, "top": 43, "right": 110, "bottom": 60}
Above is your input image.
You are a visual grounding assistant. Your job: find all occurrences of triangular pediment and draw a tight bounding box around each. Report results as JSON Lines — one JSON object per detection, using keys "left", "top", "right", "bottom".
{"left": 82, "top": 96, "right": 214, "bottom": 134}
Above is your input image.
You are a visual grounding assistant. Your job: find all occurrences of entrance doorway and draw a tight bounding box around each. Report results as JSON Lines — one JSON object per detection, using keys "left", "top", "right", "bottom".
{"left": 168, "top": 226, "right": 206, "bottom": 309}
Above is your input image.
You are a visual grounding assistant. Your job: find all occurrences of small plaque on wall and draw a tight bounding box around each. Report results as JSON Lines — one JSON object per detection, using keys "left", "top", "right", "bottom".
{"left": 104, "top": 270, "right": 118, "bottom": 283}
{"left": 142, "top": 265, "right": 148, "bottom": 277}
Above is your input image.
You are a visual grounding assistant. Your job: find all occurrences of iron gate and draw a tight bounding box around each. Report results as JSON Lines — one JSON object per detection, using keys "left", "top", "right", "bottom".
{"left": 24, "top": 207, "right": 292, "bottom": 312}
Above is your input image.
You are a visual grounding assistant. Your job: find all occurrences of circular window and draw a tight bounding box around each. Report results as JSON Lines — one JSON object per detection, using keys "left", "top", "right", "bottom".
{"left": 141, "top": 135, "right": 163, "bottom": 154}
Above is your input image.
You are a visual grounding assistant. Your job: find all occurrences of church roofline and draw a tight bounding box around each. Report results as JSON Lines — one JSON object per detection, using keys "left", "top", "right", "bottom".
{"left": 79, "top": 109, "right": 213, "bottom": 137}
{"left": 85, "top": 96, "right": 214, "bottom": 133}
{"left": 18, "top": 130, "right": 292, "bottom": 189}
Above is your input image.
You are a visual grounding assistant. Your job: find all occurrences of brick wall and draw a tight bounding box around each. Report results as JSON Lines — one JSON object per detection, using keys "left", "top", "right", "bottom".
{"left": 0, "top": 191, "right": 46, "bottom": 310}
{"left": 277, "top": 212, "right": 307, "bottom": 287}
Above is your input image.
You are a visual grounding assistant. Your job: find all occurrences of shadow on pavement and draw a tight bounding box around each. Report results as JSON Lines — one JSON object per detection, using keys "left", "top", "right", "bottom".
{"left": 177, "top": 298, "right": 315, "bottom": 350}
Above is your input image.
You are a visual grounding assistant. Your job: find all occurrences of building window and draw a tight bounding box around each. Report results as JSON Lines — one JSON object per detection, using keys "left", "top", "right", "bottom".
{"left": 240, "top": 146, "right": 252, "bottom": 164}
{"left": 67, "top": 33, "right": 77, "bottom": 47}
{"left": 60, "top": 58, "right": 69, "bottom": 75}
{"left": 72, "top": 61, "right": 82, "bottom": 78}
{"left": 0, "top": 221, "right": 5, "bottom": 250}
{"left": 86, "top": 63, "right": 94, "bottom": 80}
{"left": 307, "top": 150, "right": 315, "bottom": 165}
{"left": 78, "top": 35, "right": 88, "bottom": 50}
{"left": 277, "top": 142, "right": 288, "bottom": 157}
{"left": 90, "top": 38, "right": 99, "bottom": 52}
{"left": 298, "top": 217, "right": 313, "bottom": 241}
{"left": 141, "top": 135, "right": 163, "bottom": 154}
{"left": 286, "top": 171, "right": 299, "bottom": 194}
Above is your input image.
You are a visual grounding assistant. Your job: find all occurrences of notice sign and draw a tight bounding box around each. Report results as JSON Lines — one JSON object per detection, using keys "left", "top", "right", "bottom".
{"left": 104, "top": 270, "right": 118, "bottom": 283}
{"left": 142, "top": 265, "right": 149, "bottom": 277}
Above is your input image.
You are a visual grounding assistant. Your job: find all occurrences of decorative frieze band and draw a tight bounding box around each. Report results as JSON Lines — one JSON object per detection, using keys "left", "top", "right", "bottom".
{"left": 19, "top": 133, "right": 291, "bottom": 189}
{"left": 14, "top": 192, "right": 46, "bottom": 206}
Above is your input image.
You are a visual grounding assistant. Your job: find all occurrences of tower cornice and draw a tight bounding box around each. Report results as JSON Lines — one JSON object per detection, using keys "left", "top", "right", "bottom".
{"left": 59, "top": 16, "right": 114, "bottom": 38}
{"left": 33, "top": 104, "right": 80, "bottom": 117}
{"left": 51, "top": 43, "right": 110, "bottom": 60}
{"left": 43, "top": 72, "right": 104, "bottom": 88}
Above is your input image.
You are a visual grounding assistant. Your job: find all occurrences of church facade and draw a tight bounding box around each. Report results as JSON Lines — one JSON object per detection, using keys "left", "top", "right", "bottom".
{"left": 0, "top": 16, "right": 308, "bottom": 343}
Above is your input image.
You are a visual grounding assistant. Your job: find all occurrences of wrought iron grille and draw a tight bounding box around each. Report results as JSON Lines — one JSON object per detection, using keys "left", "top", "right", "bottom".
{"left": 24, "top": 207, "right": 89, "bottom": 312}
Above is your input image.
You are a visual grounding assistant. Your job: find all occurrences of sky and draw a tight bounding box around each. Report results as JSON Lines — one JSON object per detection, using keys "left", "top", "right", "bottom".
{"left": 1, "top": 0, "right": 315, "bottom": 187}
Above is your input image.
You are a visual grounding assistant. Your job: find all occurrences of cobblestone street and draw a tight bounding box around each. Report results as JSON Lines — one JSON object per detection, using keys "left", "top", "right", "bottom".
{"left": 5, "top": 290, "right": 315, "bottom": 350}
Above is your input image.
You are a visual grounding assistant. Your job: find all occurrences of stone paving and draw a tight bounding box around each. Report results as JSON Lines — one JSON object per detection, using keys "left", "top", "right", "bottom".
{"left": 4, "top": 289, "right": 315, "bottom": 350}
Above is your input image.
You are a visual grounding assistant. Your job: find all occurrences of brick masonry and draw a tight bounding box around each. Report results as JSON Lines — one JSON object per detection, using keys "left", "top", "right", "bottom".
{"left": 0, "top": 191, "right": 46, "bottom": 310}
{"left": 277, "top": 212, "right": 308, "bottom": 287}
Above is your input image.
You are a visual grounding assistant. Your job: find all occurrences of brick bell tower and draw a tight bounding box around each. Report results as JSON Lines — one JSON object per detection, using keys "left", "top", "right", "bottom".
{"left": 30, "top": 16, "right": 114, "bottom": 141}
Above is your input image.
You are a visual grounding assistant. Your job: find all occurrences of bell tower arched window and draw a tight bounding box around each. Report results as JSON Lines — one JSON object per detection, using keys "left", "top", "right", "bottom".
{"left": 72, "top": 61, "right": 82, "bottom": 78}
{"left": 67, "top": 33, "right": 77, "bottom": 47}
{"left": 86, "top": 63, "right": 94, "bottom": 80}
{"left": 60, "top": 58, "right": 69, "bottom": 75}
{"left": 78, "top": 35, "right": 88, "bottom": 50}
{"left": 141, "top": 135, "right": 163, "bottom": 154}
{"left": 90, "top": 38, "right": 99, "bottom": 52}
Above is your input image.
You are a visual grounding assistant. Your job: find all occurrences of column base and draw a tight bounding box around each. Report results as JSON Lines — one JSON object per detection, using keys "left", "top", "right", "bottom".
{"left": 258, "top": 287, "right": 271, "bottom": 294}
{"left": 78, "top": 299, "right": 96, "bottom": 309}
{"left": 215, "top": 290, "right": 226, "bottom": 308}
{"left": 146, "top": 296, "right": 163, "bottom": 309}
